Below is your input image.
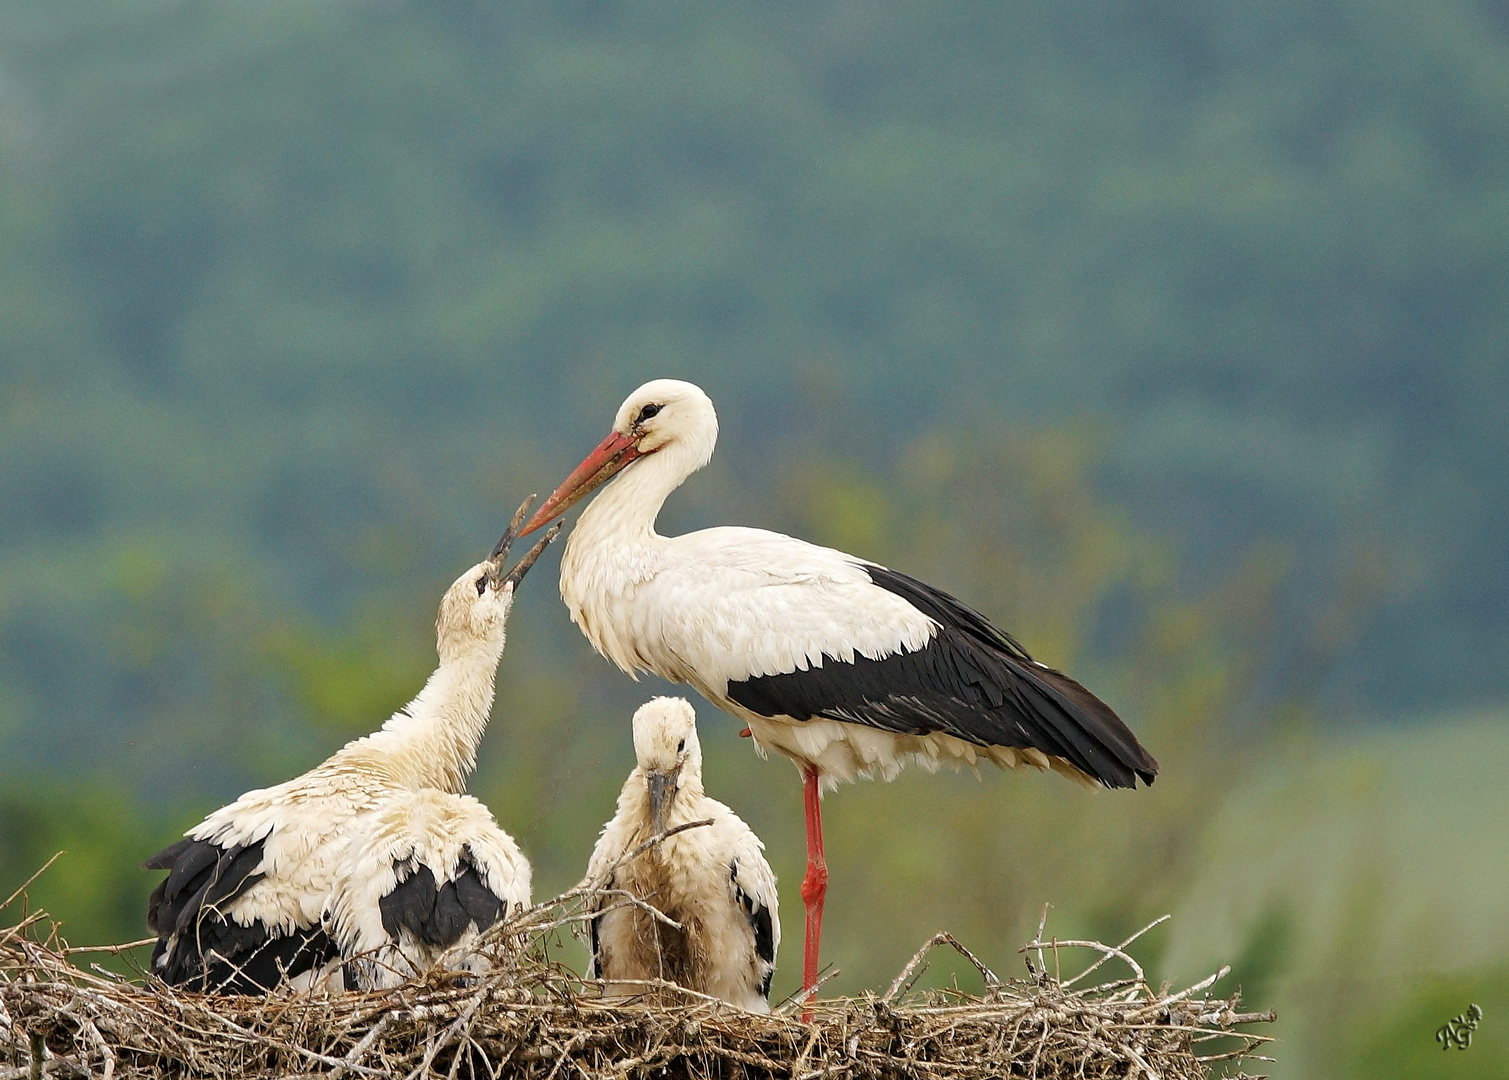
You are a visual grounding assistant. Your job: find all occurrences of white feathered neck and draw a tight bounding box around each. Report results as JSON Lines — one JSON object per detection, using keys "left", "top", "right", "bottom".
{"left": 559, "top": 414, "right": 715, "bottom": 672}
{"left": 350, "top": 650, "right": 500, "bottom": 794}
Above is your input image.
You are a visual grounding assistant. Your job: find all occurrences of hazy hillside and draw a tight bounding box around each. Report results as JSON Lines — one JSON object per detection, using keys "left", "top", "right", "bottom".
{"left": 1163, "top": 711, "right": 1509, "bottom": 1079}
{"left": 2, "top": 2, "right": 1507, "bottom": 759}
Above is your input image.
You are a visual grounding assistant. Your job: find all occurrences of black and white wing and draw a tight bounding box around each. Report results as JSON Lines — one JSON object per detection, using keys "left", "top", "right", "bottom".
{"left": 583, "top": 803, "right": 636, "bottom": 982}
{"left": 143, "top": 835, "right": 334, "bottom": 993}
{"left": 375, "top": 853, "right": 512, "bottom": 947}
{"left": 660, "top": 536, "right": 1157, "bottom": 789}
{"left": 729, "top": 847, "right": 779, "bottom": 1003}
{"left": 329, "top": 790, "right": 531, "bottom": 990}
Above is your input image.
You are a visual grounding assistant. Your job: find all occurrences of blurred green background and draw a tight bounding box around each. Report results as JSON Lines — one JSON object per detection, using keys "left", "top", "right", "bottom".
{"left": 1, "top": 3, "right": 1506, "bottom": 1076}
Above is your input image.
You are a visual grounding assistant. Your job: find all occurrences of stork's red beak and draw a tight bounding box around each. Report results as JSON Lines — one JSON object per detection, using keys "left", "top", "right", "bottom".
{"left": 521, "top": 430, "right": 643, "bottom": 535}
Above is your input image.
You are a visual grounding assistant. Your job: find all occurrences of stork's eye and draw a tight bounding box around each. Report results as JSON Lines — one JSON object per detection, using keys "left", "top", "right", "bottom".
{"left": 676, "top": 738, "right": 685, "bottom": 753}
{"left": 475, "top": 575, "right": 489, "bottom": 595}
{"left": 636, "top": 403, "right": 662, "bottom": 424}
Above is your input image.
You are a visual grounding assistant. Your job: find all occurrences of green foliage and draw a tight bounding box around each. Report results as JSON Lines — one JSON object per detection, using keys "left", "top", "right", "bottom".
{"left": 1162, "top": 713, "right": 1509, "bottom": 1079}
{"left": 1231, "top": 900, "right": 1298, "bottom": 1012}
{"left": 0, "top": 0, "right": 1505, "bottom": 716}
{"left": 0, "top": 783, "right": 162, "bottom": 951}
{"left": 1347, "top": 968, "right": 1509, "bottom": 1080}
{"left": 262, "top": 609, "right": 434, "bottom": 740}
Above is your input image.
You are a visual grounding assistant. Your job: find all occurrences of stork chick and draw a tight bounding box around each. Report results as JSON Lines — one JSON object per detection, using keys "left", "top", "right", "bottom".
{"left": 328, "top": 788, "right": 531, "bottom": 990}
{"left": 586, "top": 697, "right": 779, "bottom": 1012}
{"left": 142, "top": 498, "right": 557, "bottom": 993}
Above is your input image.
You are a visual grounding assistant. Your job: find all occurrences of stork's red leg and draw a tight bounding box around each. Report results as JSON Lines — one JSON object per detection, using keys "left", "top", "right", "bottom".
{"left": 800, "top": 765, "right": 828, "bottom": 1020}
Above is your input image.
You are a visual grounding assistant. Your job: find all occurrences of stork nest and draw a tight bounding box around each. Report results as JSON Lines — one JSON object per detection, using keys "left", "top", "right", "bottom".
{"left": 0, "top": 866, "right": 1273, "bottom": 1080}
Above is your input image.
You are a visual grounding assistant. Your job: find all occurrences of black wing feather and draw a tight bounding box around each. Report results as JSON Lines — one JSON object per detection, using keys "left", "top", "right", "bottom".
{"left": 730, "top": 862, "right": 778, "bottom": 1001}
{"left": 144, "top": 838, "right": 265, "bottom": 941}
{"left": 588, "top": 872, "right": 610, "bottom": 978}
{"left": 726, "top": 564, "right": 1158, "bottom": 788}
{"left": 429, "top": 878, "right": 471, "bottom": 946}
{"left": 144, "top": 835, "right": 333, "bottom": 993}
{"left": 454, "top": 858, "right": 506, "bottom": 931}
{"left": 197, "top": 926, "right": 335, "bottom": 994}
{"left": 735, "top": 883, "right": 775, "bottom": 967}
{"left": 731, "top": 860, "right": 775, "bottom": 999}
{"left": 143, "top": 837, "right": 195, "bottom": 872}
{"left": 379, "top": 852, "right": 506, "bottom": 951}
{"left": 380, "top": 864, "right": 439, "bottom": 943}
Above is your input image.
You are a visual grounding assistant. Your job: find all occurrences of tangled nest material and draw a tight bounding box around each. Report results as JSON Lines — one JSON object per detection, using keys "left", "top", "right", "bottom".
{"left": 1, "top": 861, "right": 1274, "bottom": 1080}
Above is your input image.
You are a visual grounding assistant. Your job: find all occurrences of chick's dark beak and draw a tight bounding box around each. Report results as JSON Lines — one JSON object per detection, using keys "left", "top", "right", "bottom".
{"left": 647, "top": 767, "right": 680, "bottom": 835}
{"left": 487, "top": 494, "right": 562, "bottom": 590}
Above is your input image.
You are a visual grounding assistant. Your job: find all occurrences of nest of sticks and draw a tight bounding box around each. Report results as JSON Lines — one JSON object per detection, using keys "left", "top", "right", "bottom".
{"left": 1, "top": 862, "right": 1274, "bottom": 1080}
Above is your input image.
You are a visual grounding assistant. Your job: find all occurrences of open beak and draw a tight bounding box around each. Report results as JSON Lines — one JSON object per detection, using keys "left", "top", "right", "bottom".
{"left": 487, "top": 494, "right": 563, "bottom": 589}
{"left": 520, "top": 430, "right": 642, "bottom": 535}
{"left": 646, "top": 767, "right": 680, "bottom": 835}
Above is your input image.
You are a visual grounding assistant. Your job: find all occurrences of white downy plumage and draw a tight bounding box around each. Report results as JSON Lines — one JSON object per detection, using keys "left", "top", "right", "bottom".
{"left": 328, "top": 788, "right": 531, "bottom": 990}
{"left": 585, "top": 697, "right": 779, "bottom": 1012}
{"left": 144, "top": 507, "right": 553, "bottom": 993}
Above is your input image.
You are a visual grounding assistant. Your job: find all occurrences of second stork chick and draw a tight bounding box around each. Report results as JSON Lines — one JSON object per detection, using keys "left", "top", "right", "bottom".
{"left": 586, "top": 697, "right": 779, "bottom": 1012}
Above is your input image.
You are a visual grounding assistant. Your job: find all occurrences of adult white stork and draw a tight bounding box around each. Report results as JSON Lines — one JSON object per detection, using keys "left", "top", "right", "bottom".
{"left": 328, "top": 788, "right": 532, "bottom": 990}
{"left": 518, "top": 379, "right": 1158, "bottom": 1005}
{"left": 142, "top": 500, "right": 557, "bottom": 993}
{"left": 585, "top": 697, "right": 779, "bottom": 1012}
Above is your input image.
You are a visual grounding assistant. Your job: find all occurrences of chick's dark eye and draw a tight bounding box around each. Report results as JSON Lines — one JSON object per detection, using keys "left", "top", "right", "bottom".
{"left": 676, "top": 739, "right": 685, "bottom": 753}
{"left": 636, "top": 403, "right": 662, "bottom": 424}
{"left": 475, "top": 575, "right": 489, "bottom": 595}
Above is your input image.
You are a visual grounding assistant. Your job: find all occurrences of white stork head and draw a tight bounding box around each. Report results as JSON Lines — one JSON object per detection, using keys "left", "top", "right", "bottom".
{"left": 521, "top": 379, "right": 717, "bottom": 534}
{"left": 631, "top": 696, "right": 704, "bottom": 834}
{"left": 433, "top": 560, "right": 517, "bottom": 665}
{"left": 435, "top": 496, "right": 560, "bottom": 665}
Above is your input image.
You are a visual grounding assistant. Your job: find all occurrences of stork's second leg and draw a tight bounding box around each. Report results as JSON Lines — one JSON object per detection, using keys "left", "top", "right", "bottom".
{"left": 800, "top": 765, "right": 827, "bottom": 1019}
